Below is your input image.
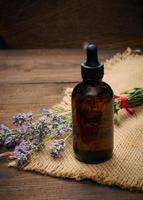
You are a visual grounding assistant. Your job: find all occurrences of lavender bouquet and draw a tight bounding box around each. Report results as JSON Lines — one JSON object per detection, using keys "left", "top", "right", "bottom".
{"left": 0, "top": 109, "right": 72, "bottom": 166}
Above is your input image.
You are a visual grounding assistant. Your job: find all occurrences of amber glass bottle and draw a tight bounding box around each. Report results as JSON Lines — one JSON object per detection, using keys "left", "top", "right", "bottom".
{"left": 72, "top": 44, "right": 114, "bottom": 164}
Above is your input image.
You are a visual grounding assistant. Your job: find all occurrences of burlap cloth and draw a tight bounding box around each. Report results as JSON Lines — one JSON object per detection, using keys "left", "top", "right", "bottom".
{"left": 9, "top": 48, "right": 143, "bottom": 191}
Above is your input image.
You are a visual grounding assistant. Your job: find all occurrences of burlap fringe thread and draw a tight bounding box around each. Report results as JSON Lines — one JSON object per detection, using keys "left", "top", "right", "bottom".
{"left": 9, "top": 48, "right": 143, "bottom": 191}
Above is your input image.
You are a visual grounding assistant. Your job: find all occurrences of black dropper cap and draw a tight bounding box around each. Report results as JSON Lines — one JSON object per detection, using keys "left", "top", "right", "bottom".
{"left": 81, "top": 44, "right": 104, "bottom": 81}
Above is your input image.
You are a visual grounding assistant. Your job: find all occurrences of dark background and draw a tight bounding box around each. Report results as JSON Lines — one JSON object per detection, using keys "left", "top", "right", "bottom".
{"left": 0, "top": 0, "right": 143, "bottom": 49}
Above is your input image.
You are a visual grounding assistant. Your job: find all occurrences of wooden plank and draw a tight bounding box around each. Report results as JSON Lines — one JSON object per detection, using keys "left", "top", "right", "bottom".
{"left": 0, "top": 49, "right": 118, "bottom": 83}
{"left": 0, "top": 163, "right": 142, "bottom": 200}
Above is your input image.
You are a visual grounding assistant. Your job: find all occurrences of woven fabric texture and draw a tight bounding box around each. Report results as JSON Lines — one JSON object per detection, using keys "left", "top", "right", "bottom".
{"left": 9, "top": 49, "right": 143, "bottom": 191}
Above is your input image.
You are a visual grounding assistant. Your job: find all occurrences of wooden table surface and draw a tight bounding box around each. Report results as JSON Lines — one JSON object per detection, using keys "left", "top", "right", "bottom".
{"left": 0, "top": 49, "right": 142, "bottom": 200}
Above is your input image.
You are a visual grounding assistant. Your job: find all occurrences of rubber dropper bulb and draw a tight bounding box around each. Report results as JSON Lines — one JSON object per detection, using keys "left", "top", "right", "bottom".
{"left": 85, "top": 44, "right": 100, "bottom": 67}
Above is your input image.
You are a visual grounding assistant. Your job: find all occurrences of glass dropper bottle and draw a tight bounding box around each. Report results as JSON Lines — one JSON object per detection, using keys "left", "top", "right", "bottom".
{"left": 72, "top": 44, "right": 114, "bottom": 163}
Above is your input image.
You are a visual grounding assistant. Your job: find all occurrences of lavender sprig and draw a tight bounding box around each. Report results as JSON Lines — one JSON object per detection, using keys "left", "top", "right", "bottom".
{"left": 31, "top": 118, "right": 50, "bottom": 138}
{"left": 4, "top": 134, "right": 21, "bottom": 148}
{"left": 0, "top": 109, "right": 72, "bottom": 165}
{"left": 53, "top": 124, "right": 68, "bottom": 137}
{"left": 15, "top": 140, "right": 30, "bottom": 166}
{"left": 0, "top": 124, "right": 11, "bottom": 146}
{"left": 15, "top": 153, "right": 30, "bottom": 166}
{"left": 49, "top": 139, "right": 65, "bottom": 159}
{"left": 13, "top": 112, "right": 33, "bottom": 126}
{"left": 0, "top": 124, "right": 10, "bottom": 133}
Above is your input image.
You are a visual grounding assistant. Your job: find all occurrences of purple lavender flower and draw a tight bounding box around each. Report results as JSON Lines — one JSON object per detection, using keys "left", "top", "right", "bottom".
{"left": 33, "top": 135, "right": 41, "bottom": 145}
{"left": 49, "top": 139, "right": 65, "bottom": 159}
{"left": 15, "top": 140, "right": 30, "bottom": 154}
{"left": 15, "top": 153, "right": 30, "bottom": 166}
{"left": 4, "top": 136, "right": 16, "bottom": 148}
{"left": 0, "top": 124, "right": 10, "bottom": 134}
{"left": 4, "top": 134, "right": 21, "bottom": 148}
{"left": 13, "top": 112, "right": 33, "bottom": 126}
{"left": 0, "top": 134, "right": 4, "bottom": 146}
{"left": 17, "top": 124, "right": 31, "bottom": 134}
{"left": 54, "top": 124, "right": 67, "bottom": 136}
{"left": 15, "top": 140, "right": 30, "bottom": 166}
{"left": 0, "top": 124, "right": 11, "bottom": 146}
{"left": 33, "top": 119, "right": 49, "bottom": 137}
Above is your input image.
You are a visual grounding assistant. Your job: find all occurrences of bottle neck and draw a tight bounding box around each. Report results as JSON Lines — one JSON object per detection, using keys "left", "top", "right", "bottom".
{"left": 83, "top": 79, "right": 102, "bottom": 84}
